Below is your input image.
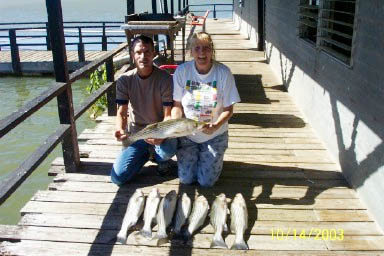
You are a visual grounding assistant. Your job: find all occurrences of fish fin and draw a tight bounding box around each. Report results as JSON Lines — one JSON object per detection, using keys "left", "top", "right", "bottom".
{"left": 116, "top": 231, "right": 127, "bottom": 244}
{"left": 138, "top": 228, "right": 152, "bottom": 239}
{"left": 231, "top": 240, "right": 249, "bottom": 250}
{"left": 210, "top": 235, "right": 228, "bottom": 249}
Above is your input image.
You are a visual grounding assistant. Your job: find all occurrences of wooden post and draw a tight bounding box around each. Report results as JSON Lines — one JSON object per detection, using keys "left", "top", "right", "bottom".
{"left": 9, "top": 29, "right": 21, "bottom": 74}
{"left": 183, "top": 0, "right": 185, "bottom": 9}
{"left": 106, "top": 58, "right": 116, "bottom": 116}
{"left": 152, "top": 0, "right": 159, "bottom": 53}
{"left": 45, "top": 0, "right": 80, "bottom": 173}
{"left": 213, "top": 5, "right": 217, "bottom": 19}
{"left": 78, "top": 27, "right": 85, "bottom": 62}
{"left": 46, "top": 22, "right": 52, "bottom": 50}
{"left": 178, "top": 0, "right": 181, "bottom": 12}
{"left": 164, "top": 0, "right": 169, "bottom": 14}
{"left": 102, "top": 22, "right": 107, "bottom": 51}
{"left": 127, "top": 0, "right": 135, "bottom": 15}
{"left": 171, "top": 0, "right": 174, "bottom": 15}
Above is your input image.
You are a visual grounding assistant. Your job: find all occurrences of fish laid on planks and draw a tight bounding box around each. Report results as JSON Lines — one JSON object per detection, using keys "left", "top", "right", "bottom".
{"left": 139, "top": 188, "right": 161, "bottom": 239}
{"left": 116, "top": 188, "right": 145, "bottom": 244}
{"left": 115, "top": 190, "right": 249, "bottom": 250}
{"left": 122, "top": 118, "right": 206, "bottom": 146}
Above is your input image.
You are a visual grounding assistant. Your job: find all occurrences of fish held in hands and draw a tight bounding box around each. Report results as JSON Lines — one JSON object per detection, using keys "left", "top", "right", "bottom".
{"left": 123, "top": 118, "right": 205, "bottom": 146}
{"left": 230, "top": 193, "right": 249, "bottom": 250}
{"left": 138, "top": 188, "right": 161, "bottom": 239}
{"left": 210, "top": 193, "right": 229, "bottom": 249}
{"left": 116, "top": 189, "right": 145, "bottom": 244}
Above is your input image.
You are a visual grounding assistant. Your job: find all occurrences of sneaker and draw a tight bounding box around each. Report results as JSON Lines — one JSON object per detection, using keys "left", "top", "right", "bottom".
{"left": 157, "top": 159, "right": 177, "bottom": 176}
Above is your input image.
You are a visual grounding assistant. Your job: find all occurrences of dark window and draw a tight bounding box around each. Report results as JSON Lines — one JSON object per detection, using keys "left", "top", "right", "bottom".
{"left": 318, "top": 0, "right": 357, "bottom": 64}
{"left": 298, "top": 0, "right": 320, "bottom": 44}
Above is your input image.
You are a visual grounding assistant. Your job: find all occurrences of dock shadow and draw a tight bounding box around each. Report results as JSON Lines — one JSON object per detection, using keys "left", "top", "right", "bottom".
{"left": 230, "top": 112, "right": 306, "bottom": 128}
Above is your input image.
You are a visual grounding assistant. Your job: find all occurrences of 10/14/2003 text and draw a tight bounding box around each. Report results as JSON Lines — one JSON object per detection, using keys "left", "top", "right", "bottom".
{"left": 271, "top": 228, "right": 344, "bottom": 240}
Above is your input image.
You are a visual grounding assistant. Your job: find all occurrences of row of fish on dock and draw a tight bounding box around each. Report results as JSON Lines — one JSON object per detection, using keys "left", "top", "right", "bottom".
{"left": 116, "top": 188, "right": 249, "bottom": 250}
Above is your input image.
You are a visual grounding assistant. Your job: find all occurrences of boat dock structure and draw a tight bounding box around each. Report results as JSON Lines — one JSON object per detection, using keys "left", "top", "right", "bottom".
{"left": 1, "top": 0, "right": 384, "bottom": 255}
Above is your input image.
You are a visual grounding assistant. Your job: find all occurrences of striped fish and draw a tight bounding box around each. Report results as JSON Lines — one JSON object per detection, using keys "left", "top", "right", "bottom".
{"left": 154, "top": 190, "right": 178, "bottom": 245}
{"left": 173, "top": 193, "right": 192, "bottom": 235}
{"left": 123, "top": 118, "right": 205, "bottom": 146}
{"left": 138, "top": 188, "right": 161, "bottom": 239}
{"left": 184, "top": 195, "right": 209, "bottom": 240}
{"left": 210, "top": 193, "right": 229, "bottom": 249}
{"left": 230, "top": 193, "right": 248, "bottom": 250}
{"left": 116, "top": 189, "right": 145, "bottom": 244}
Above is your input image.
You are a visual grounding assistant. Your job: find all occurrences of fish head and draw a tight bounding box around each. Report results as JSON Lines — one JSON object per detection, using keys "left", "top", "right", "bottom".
{"left": 149, "top": 187, "right": 160, "bottom": 197}
{"left": 217, "top": 193, "right": 226, "bottom": 201}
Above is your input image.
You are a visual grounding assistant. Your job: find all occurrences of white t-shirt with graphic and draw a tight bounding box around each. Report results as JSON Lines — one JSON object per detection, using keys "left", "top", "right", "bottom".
{"left": 173, "top": 60, "right": 241, "bottom": 143}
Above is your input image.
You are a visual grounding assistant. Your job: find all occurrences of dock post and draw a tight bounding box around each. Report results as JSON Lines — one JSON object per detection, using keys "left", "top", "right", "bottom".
{"left": 102, "top": 22, "right": 107, "bottom": 51}
{"left": 152, "top": 0, "right": 159, "bottom": 53}
{"left": 213, "top": 5, "right": 217, "bottom": 19}
{"left": 178, "top": 0, "right": 181, "bottom": 13}
{"left": 106, "top": 58, "right": 116, "bottom": 116}
{"left": 45, "top": 22, "right": 52, "bottom": 50}
{"left": 127, "top": 0, "right": 135, "bottom": 15}
{"left": 46, "top": 0, "right": 80, "bottom": 173}
{"left": 9, "top": 29, "right": 21, "bottom": 74}
{"left": 171, "top": 0, "right": 174, "bottom": 15}
{"left": 78, "top": 27, "right": 85, "bottom": 62}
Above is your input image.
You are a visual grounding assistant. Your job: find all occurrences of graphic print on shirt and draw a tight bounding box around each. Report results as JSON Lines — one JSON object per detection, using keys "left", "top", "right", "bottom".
{"left": 185, "top": 80, "right": 218, "bottom": 123}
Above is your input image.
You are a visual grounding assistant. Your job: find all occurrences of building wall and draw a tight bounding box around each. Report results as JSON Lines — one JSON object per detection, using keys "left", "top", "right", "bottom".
{"left": 233, "top": 0, "right": 384, "bottom": 230}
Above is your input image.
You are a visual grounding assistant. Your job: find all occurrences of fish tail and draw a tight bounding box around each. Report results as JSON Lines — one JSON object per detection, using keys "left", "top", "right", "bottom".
{"left": 122, "top": 137, "right": 135, "bottom": 147}
{"left": 210, "top": 233, "right": 228, "bottom": 249}
{"left": 138, "top": 228, "right": 152, "bottom": 239}
{"left": 153, "top": 232, "right": 169, "bottom": 246}
{"left": 230, "top": 238, "right": 248, "bottom": 250}
{"left": 116, "top": 230, "right": 127, "bottom": 244}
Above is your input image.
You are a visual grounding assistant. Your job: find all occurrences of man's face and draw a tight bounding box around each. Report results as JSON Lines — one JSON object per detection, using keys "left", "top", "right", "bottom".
{"left": 131, "top": 41, "right": 155, "bottom": 72}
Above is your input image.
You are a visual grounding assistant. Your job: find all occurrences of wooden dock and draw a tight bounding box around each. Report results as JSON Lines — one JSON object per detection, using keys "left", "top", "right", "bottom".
{"left": 0, "top": 50, "right": 129, "bottom": 74}
{"left": 1, "top": 19, "right": 384, "bottom": 255}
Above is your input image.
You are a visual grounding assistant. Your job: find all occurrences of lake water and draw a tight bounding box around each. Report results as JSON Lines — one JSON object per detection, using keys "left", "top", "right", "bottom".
{"left": 0, "top": 0, "right": 233, "bottom": 224}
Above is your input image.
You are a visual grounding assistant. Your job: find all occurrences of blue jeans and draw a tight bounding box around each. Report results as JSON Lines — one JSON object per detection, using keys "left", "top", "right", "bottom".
{"left": 111, "top": 138, "right": 177, "bottom": 185}
{"left": 176, "top": 132, "right": 228, "bottom": 187}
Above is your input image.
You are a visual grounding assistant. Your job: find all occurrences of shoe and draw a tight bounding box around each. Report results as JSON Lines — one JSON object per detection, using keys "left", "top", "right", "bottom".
{"left": 157, "top": 159, "right": 177, "bottom": 176}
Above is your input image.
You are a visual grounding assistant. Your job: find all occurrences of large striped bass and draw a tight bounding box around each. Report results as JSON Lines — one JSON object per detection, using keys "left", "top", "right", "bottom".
{"left": 184, "top": 195, "right": 209, "bottom": 240}
{"left": 123, "top": 118, "right": 205, "bottom": 146}
{"left": 139, "top": 188, "right": 161, "bottom": 239}
{"left": 173, "top": 193, "right": 192, "bottom": 236}
{"left": 230, "top": 193, "right": 248, "bottom": 250}
{"left": 210, "top": 193, "right": 229, "bottom": 249}
{"left": 154, "top": 190, "right": 178, "bottom": 245}
{"left": 116, "top": 189, "right": 145, "bottom": 244}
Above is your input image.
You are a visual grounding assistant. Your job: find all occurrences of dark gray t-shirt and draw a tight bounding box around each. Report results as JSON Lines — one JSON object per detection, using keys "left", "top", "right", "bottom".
{"left": 116, "top": 66, "right": 173, "bottom": 133}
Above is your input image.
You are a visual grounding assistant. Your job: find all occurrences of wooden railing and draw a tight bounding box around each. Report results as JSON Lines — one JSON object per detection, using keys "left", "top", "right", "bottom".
{"left": 0, "top": 21, "right": 126, "bottom": 73}
{"left": 188, "top": 3, "right": 234, "bottom": 19}
{"left": 0, "top": 3, "right": 129, "bottom": 204}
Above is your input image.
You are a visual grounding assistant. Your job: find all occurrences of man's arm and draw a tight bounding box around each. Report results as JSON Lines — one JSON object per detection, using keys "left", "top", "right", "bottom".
{"left": 171, "top": 101, "right": 184, "bottom": 119}
{"left": 114, "top": 104, "right": 128, "bottom": 141}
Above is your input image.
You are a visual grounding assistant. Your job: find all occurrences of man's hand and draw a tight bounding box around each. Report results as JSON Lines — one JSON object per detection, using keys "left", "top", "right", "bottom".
{"left": 114, "top": 129, "right": 127, "bottom": 141}
{"left": 145, "top": 138, "right": 164, "bottom": 145}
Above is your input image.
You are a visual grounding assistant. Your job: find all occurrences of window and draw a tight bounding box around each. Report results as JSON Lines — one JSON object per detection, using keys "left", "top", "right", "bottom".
{"left": 298, "top": 0, "right": 358, "bottom": 65}
{"left": 299, "top": 0, "right": 319, "bottom": 44}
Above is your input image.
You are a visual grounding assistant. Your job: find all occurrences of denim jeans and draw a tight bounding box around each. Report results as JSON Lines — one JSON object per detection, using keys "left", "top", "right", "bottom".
{"left": 176, "top": 131, "right": 228, "bottom": 187}
{"left": 111, "top": 138, "right": 177, "bottom": 185}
